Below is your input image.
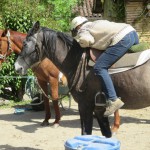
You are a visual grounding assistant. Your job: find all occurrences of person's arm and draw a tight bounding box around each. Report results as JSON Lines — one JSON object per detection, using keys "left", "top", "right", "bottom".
{"left": 76, "top": 29, "right": 95, "bottom": 48}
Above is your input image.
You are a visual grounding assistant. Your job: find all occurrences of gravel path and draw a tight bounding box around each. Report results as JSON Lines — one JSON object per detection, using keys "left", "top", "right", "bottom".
{"left": 0, "top": 100, "right": 150, "bottom": 150}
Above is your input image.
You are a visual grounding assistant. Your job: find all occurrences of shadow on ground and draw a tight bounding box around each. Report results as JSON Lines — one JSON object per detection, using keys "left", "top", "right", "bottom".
{"left": 0, "top": 106, "right": 80, "bottom": 133}
{"left": 0, "top": 145, "right": 42, "bottom": 150}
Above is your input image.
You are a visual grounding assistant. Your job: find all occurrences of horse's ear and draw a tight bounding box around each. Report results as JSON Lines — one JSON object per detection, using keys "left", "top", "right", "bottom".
{"left": 32, "top": 21, "right": 40, "bottom": 33}
{"left": 2, "top": 29, "right": 8, "bottom": 37}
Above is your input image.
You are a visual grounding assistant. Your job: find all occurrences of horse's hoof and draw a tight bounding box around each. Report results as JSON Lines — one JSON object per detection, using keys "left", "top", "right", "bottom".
{"left": 111, "top": 126, "right": 119, "bottom": 133}
{"left": 111, "top": 131, "right": 117, "bottom": 136}
{"left": 41, "top": 121, "right": 50, "bottom": 126}
{"left": 52, "top": 123, "right": 59, "bottom": 128}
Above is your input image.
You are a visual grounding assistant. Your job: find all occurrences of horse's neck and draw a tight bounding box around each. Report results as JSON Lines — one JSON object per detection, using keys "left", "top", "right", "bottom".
{"left": 43, "top": 30, "right": 84, "bottom": 87}
{"left": 11, "top": 41, "right": 21, "bottom": 54}
{"left": 10, "top": 33, "right": 26, "bottom": 53}
{"left": 0, "top": 30, "right": 3, "bottom": 37}
{"left": 59, "top": 42, "right": 84, "bottom": 88}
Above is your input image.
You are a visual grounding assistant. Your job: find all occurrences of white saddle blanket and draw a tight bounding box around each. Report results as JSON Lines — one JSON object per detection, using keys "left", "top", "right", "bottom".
{"left": 109, "top": 49, "right": 150, "bottom": 74}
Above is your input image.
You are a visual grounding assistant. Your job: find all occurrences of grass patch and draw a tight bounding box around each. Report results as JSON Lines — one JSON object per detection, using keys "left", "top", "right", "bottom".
{"left": 0, "top": 100, "right": 32, "bottom": 109}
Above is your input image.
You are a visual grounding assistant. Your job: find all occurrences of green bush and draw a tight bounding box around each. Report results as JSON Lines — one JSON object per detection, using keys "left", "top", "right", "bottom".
{"left": 0, "top": 53, "right": 26, "bottom": 101}
{"left": 3, "top": 11, "right": 32, "bottom": 32}
{"left": 1, "top": 0, "right": 33, "bottom": 32}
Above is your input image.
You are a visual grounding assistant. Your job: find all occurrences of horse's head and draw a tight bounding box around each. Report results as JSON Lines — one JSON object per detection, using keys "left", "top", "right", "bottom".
{"left": 15, "top": 21, "right": 83, "bottom": 76}
{"left": 0, "top": 30, "right": 26, "bottom": 65}
{"left": 15, "top": 21, "right": 43, "bottom": 75}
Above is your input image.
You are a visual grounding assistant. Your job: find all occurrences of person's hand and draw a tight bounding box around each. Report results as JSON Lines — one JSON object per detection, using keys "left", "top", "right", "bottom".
{"left": 78, "top": 37, "right": 90, "bottom": 47}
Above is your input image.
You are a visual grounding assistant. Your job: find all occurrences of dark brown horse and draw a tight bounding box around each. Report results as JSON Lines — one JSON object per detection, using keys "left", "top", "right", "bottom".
{"left": 15, "top": 22, "right": 150, "bottom": 137}
{"left": 0, "top": 29, "right": 120, "bottom": 133}
{"left": 15, "top": 22, "right": 112, "bottom": 137}
{"left": 0, "top": 29, "right": 67, "bottom": 127}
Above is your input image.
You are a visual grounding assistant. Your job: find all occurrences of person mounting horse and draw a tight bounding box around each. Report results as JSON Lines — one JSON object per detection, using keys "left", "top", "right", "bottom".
{"left": 70, "top": 16, "right": 139, "bottom": 116}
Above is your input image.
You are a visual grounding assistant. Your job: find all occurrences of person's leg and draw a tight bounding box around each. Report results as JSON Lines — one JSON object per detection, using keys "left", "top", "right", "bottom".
{"left": 94, "top": 31, "right": 139, "bottom": 116}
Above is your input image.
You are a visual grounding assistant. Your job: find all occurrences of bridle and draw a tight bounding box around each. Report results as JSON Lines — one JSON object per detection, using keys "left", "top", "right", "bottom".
{"left": 0, "top": 30, "right": 13, "bottom": 60}
{"left": 19, "top": 31, "right": 45, "bottom": 70}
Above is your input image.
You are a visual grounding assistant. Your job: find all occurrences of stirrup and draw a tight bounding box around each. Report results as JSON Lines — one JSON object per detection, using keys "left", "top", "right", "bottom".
{"left": 95, "top": 91, "right": 107, "bottom": 106}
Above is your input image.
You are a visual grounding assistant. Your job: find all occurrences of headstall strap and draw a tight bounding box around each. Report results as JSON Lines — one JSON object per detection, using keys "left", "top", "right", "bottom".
{"left": 0, "top": 54, "right": 5, "bottom": 59}
{"left": 6, "top": 30, "right": 13, "bottom": 52}
{"left": 0, "top": 30, "right": 13, "bottom": 61}
{"left": 6, "top": 30, "right": 11, "bottom": 37}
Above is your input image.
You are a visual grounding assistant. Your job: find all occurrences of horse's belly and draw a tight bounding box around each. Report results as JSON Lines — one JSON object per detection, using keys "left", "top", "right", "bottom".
{"left": 111, "top": 62, "right": 150, "bottom": 109}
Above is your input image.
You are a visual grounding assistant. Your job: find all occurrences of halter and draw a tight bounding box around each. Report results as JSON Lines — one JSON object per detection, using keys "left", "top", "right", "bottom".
{"left": 19, "top": 43, "right": 42, "bottom": 69}
{"left": 0, "top": 30, "right": 13, "bottom": 60}
{"left": 19, "top": 30, "right": 44, "bottom": 70}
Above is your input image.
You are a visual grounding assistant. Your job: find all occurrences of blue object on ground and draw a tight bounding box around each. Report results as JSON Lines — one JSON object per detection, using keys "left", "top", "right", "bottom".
{"left": 64, "top": 135, "right": 120, "bottom": 150}
{"left": 14, "top": 108, "right": 25, "bottom": 114}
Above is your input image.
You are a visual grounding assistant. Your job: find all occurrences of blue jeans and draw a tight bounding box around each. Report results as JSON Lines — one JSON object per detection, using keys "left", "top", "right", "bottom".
{"left": 94, "top": 31, "right": 139, "bottom": 101}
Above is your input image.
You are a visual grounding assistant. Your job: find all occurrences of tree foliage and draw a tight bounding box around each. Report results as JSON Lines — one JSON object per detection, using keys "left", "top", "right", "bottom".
{"left": 103, "top": 0, "right": 125, "bottom": 22}
{"left": 0, "top": 0, "right": 78, "bottom": 100}
{"left": 1, "top": 0, "right": 77, "bottom": 31}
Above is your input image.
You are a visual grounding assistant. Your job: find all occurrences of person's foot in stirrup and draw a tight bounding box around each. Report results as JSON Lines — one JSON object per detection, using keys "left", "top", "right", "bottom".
{"left": 104, "top": 98, "right": 124, "bottom": 117}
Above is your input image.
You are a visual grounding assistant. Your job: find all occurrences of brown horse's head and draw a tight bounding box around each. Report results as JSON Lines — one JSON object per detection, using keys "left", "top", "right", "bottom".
{"left": 0, "top": 36, "right": 21, "bottom": 64}
{"left": 0, "top": 30, "right": 26, "bottom": 65}
{"left": 0, "top": 37, "right": 9, "bottom": 64}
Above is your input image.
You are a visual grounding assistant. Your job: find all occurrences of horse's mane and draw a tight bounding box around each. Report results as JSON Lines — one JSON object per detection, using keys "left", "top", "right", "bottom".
{"left": 42, "top": 27, "right": 73, "bottom": 47}
{"left": 41, "top": 27, "right": 74, "bottom": 61}
{"left": 1, "top": 29, "right": 7, "bottom": 37}
{"left": 57, "top": 31, "right": 73, "bottom": 47}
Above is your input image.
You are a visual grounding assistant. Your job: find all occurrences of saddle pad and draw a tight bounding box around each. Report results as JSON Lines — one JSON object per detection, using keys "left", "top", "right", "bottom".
{"left": 111, "top": 51, "right": 142, "bottom": 68}
{"left": 89, "top": 49, "right": 150, "bottom": 74}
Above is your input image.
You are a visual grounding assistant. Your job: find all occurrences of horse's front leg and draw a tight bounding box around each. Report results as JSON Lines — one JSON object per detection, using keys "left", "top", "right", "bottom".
{"left": 111, "top": 110, "right": 120, "bottom": 134}
{"left": 94, "top": 106, "right": 112, "bottom": 138}
{"left": 78, "top": 102, "right": 93, "bottom": 135}
{"left": 37, "top": 79, "right": 51, "bottom": 126}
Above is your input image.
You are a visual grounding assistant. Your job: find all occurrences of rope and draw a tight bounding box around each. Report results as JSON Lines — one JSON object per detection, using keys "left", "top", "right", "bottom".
{"left": 35, "top": 77, "right": 70, "bottom": 101}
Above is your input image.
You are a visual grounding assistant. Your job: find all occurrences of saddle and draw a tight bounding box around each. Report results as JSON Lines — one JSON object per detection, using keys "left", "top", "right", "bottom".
{"left": 89, "top": 48, "right": 142, "bottom": 69}
{"left": 88, "top": 47, "right": 147, "bottom": 107}
{"left": 89, "top": 43, "right": 150, "bottom": 70}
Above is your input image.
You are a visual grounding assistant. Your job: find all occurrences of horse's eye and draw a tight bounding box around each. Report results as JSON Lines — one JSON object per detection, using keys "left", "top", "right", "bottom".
{"left": 23, "top": 41, "right": 27, "bottom": 47}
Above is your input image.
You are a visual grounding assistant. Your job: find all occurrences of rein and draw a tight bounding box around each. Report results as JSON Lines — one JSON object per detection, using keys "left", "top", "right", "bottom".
{"left": 35, "top": 78, "right": 69, "bottom": 101}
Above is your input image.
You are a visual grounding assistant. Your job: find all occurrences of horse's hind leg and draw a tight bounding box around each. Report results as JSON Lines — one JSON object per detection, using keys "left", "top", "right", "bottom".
{"left": 111, "top": 110, "right": 120, "bottom": 134}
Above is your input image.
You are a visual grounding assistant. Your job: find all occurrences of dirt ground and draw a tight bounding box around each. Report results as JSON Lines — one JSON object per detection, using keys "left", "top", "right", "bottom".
{"left": 0, "top": 99, "right": 150, "bottom": 150}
